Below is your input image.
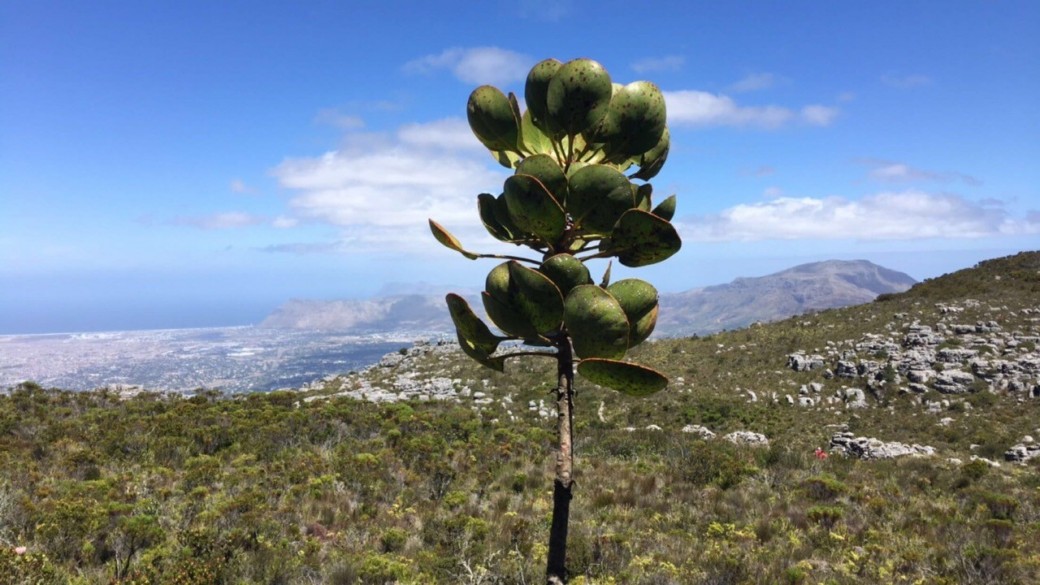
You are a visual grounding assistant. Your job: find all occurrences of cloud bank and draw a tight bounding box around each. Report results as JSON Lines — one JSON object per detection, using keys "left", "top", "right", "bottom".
{"left": 404, "top": 47, "right": 533, "bottom": 85}
{"left": 665, "top": 91, "right": 838, "bottom": 128}
{"left": 680, "top": 191, "right": 1039, "bottom": 242}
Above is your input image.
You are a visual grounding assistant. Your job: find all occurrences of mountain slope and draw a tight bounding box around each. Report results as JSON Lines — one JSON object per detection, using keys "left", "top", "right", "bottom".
{"left": 657, "top": 259, "right": 916, "bottom": 336}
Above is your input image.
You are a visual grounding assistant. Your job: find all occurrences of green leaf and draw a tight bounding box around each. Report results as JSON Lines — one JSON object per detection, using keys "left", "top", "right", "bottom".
{"left": 508, "top": 262, "right": 564, "bottom": 334}
{"left": 429, "top": 219, "right": 478, "bottom": 260}
{"left": 593, "top": 81, "right": 667, "bottom": 161}
{"left": 492, "top": 148, "right": 521, "bottom": 169}
{"left": 609, "top": 210, "right": 682, "bottom": 267}
{"left": 503, "top": 174, "right": 567, "bottom": 245}
{"left": 607, "top": 279, "right": 659, "bottom": 346}
{"left": 577, "top": 359, "right": 669, "bottom": 396}
{"left": 563, "top": 284, "right": 629, "bottom": 360}
{"left": 525, "top": 58, "right": 564, "bottom": 137}
{"left": 651, "top": 194, "right": 677, "bottom": 221}
{"left": 540, "top": 253, "right": 592, "bottom": 295}
{"left": 546, "top": 58, "right": 613, "bottom": 138}
{"left": 467, "top": 85, "right": 520, "bottom": 153}
{"left": 635, "top": 183, "right": 653, "bottom": 212}
{"left": 477, "top": 193, "right": 513, "bottom": 242}
{"left": 520, "top": 109, "right": 555, "bottom": 156}
{"left": 567, "top": 164, "right": 635, "bottom": 234}
{"left": 482, "top": 291, "right": 538, "bottom": 340}
{"left": 516, "top": 154, "right": 567, "bottom": 205}
{"left": 446, "top": 294, "right": 505, "bottom": 371}
{"left": 491, "top": 193, "right": 527, "bottom": 241}
{"left": 630, "top": 127, "right": 670, "bottom": 181}
{"left": 483, "top": 262, "right": 562, "bottom": 340}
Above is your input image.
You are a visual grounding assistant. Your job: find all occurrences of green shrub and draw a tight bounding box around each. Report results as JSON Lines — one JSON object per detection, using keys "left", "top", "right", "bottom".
{"left": 805, "top": 504, "right": 843, "bottom": 528}
{"left": 801, "top": 475, "right": 848, "bottom": 501}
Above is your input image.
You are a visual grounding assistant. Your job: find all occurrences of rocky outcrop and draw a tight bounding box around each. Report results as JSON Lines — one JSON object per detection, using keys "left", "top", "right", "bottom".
{"left": 681, "top": 425, "right": 717, "bottom": 439}
{"left": 782, "top": 299, "right": 1040, "bottom": 412}
{"left": 1004, "top": 436, "right": 1040, "bottom": 464}
{"left": 829, "top": 432, "right": 936, "bottom": 459}
{"left": 723, "top": 431, "right": 770, "bottom": 447}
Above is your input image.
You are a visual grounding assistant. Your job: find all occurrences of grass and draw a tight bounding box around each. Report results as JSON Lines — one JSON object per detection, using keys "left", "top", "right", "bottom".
{"left": 1, "top": 251, "right": 1038, "bottom": 584}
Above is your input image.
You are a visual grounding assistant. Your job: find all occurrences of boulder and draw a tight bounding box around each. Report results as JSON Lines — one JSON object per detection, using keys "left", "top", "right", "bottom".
{"left": 681, "top": 425, "right": 716, "bottom": 439}
{"left": 787, "top": 353, "right": 826, "bottom": 372}
{"left": 843, "top": 388, "right": 868, "bottom": 409}
{"left": 1004, "top": 442, "right": 1040, "bottom": 464}
{"left": 933, "top": 370, "right": 976, "bottom": 394}
{"left": 723, "top": 431, "right": 769, "bottom": 447}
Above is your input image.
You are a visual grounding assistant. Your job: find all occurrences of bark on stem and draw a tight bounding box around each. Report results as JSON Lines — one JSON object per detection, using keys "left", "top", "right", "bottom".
{"left": 546, "top": 339, "right": 574, "bottom": 584}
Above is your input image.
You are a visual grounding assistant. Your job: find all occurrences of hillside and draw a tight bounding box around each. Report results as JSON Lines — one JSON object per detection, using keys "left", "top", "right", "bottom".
{"left": 2, "top": 252, "right": 1038, "bottom": 584}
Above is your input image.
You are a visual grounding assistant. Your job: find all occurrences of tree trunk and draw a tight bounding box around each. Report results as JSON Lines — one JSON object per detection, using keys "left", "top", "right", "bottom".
{"left": 546, "top": 339, "right": 575, "bottom": 584}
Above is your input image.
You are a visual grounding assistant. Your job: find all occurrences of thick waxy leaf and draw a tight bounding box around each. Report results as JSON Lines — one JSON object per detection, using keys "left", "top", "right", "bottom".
{"left": 446, "top": 294, "right": 505, "bottom": 371}
{"left": 609, "top": 210, "right": 682, "bottom": 267}
{"left": 503, "top": 174, "right": 566, "bottom": 244}
{"left": 508, "top": 262, "right": 564, "bottom": 334}
{"left": 594, "top": 81, "right": 667, "bottom": 160}
{"left": 482, "top": 291, "right": 538, "bottom": 340}
{"left": 546, "top": 59, "right": 613, "bottom": 137}
{"left": 607, "top": 279, "right": 659, "bottom": 346}
{"left": 477, "top": 193, "right": 514, "bottom": 242}
{"left": 467, "top": 85, "right": 520, "bottom": 153}
{"left": 630, "top": 127, "right": 670, "bottom": 181}
{"left": 540, "top": 253, "right": 592, "bottom": 294}
{"left": 577, "top": 358, "right": 669, "bottom": 396}
{"left": 635, "top": 183, "right": 653, "bottom": 211}
{"left": 525, "top": 58, "right": 564, "bottom": 137}
{"left": 483, "top": 262, "right": 562, "bottom": 339}
{"left": 429, "top": 220, "right": 478, "bottom": 259}
{"left": 567, "top": 164, "right": 635, "bottom": 234}
{"left": 492, "top": 148, "right": 521, "bottom": 169}
{"left": 651, "top": 194, "right": 677, "bottom": 221}
{"left": 520, "top": 109, "right": 554, "bottom": 156}
{"left": 491, "top": 194, "right": 526, "bottom": 241}
{"left": 563, "top": 284, "right": 629, "bottom": 360}
{"left": 516, "top": 154, "right": 567, "bottom": 204}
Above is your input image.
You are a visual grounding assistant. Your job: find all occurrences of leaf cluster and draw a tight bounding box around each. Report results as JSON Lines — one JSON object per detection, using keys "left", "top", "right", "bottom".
{"left": 432, "top": 58, "right": 682, "bottom": 396}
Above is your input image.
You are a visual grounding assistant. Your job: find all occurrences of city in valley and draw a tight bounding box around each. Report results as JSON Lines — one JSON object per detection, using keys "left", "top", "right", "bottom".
{"left": 0, "top": 326, "right": 425, "bottom": 393}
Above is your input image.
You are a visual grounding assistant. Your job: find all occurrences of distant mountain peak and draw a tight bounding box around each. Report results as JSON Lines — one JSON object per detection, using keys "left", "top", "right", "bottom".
{"left": 656, "top": 259, "right": 916, "bottom": 336}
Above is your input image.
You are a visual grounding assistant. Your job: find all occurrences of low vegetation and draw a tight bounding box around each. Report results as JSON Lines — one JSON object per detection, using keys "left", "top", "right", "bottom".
{"left": 1, "top": 252, "right": 1038, "bottom": 584}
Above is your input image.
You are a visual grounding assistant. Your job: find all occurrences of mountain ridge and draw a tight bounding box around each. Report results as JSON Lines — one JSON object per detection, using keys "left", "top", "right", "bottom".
{"left": 260, "top": 259, "right": 916, "bottom": 336}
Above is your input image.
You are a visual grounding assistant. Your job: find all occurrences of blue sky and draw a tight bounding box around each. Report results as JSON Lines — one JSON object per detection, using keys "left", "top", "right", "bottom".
{"left": 2, "top": 1, "right": 1038, "bottom": 334}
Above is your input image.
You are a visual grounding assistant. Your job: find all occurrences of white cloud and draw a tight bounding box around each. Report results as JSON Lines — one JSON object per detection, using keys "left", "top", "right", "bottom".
{"left": 881, "top": 73, "right": 932, "bottom": 88}
{"left": 631, "top": 55, "right": 685, "bottom": 73}
{"left": 729, "top": 72, "right": 777, "bottom": 92}
{"left": 270, "top": 134, "right": 502, "bottom": 251}
{"left": 666, "top": 91, "right": 838, "bottom": 129}
{"left": 397, "top": 118, "right": 482, "bottom": 151}
{"left": 665, "top": 91, "right": 793, "bottom": 128}
{"left": 272, "top": 216, "right": 299, "bottom": 229}
{"left": 801, "top": 105, "right": 839, "bottom": 126}
{"left": 863, "top": 160, "right": 981, "bottom": 185}
{"left": 174, "top": 212, "right": 266, "bottom": 230}
{"left": 679, "top": 191, "right": 1039, "bottom": 242}
{"left": 404, "top": 47, "right": 533, "bottom": 85}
